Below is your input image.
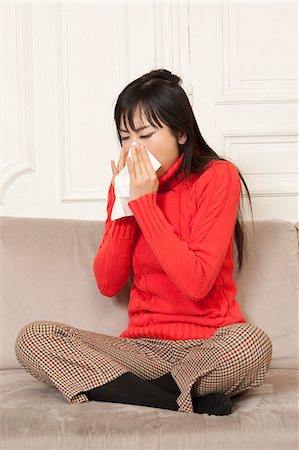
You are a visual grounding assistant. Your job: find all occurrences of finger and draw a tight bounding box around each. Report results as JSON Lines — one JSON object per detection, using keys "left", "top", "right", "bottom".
{"left": 111, "top": 160, "right": 117, "bottom": 175}
{"left": 126, "top": 156, "right": 135, "bottom": 179}
{"left": 138, "top": 145, "right": 153, "bottom": 177}
{"left": 111, "top": 159, "right": 117, "bottom": 168}
{"left": 118, "top": 147, "right": 128, "bottom": 170}
{"left": 117, "top": 150, "right": 124, "bottom": 170}
{"left": 132, "top": 145, "right": 146, "bottom": 179}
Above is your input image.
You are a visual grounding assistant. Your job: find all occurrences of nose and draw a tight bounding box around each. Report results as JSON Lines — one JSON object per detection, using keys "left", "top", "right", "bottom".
{"left": 123, "top": 139, "right": 142, "bottom": 152}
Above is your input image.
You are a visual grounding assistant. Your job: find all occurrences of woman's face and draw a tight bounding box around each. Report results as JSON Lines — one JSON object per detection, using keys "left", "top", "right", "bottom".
{"left": 118, "top": 109, "right": 186, "bottom": 177}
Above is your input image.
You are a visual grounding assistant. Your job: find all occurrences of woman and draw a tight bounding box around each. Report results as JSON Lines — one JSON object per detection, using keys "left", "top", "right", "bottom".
{"left": 15, "top": 69, "right": 273, "bottom": 416}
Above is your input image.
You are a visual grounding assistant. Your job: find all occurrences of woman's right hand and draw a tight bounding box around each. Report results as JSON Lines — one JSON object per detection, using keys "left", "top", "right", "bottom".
{"left": 111, "top": 146, "right": 129, "bottom": 188}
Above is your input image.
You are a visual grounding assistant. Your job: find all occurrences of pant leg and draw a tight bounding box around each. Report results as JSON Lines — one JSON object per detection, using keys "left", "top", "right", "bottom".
{"left": 15, "top": 320, "right": 273, "bottom": 414}
{"left": 14, "top": 320, "right": 133, "bottom": 404}
{"left": 14, "top": 320, "right": 178, "bottom": 406}
{"left": 170, "top": 322, "right": 273, "bottom": 414}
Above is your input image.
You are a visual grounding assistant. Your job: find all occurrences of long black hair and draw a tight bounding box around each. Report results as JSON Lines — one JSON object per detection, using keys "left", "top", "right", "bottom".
{"left": 113, "top": 68, "right": 254, "bottom": 277}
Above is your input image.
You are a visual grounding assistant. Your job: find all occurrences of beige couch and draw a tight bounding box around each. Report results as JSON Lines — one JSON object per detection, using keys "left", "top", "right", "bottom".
{"left": 1, "top": 216, "right": 298, "bottom": 450}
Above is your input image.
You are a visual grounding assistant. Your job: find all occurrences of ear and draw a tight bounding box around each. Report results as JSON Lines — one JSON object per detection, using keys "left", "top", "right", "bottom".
{"left": 178, "top": 131, "right": 187, "bottom": 145}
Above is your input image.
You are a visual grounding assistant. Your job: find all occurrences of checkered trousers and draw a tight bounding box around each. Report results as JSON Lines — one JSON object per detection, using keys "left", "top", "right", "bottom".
{"left": 15, "top": 321, "right": 273, "bottom": 414}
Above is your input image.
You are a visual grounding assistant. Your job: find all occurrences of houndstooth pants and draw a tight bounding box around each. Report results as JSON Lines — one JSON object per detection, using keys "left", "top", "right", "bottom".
{"left": 14, "top": 321, "right": 273, "bottom": 414}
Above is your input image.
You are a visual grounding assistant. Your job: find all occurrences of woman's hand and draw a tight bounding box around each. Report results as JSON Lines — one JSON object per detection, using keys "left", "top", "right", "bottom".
{"left": 127, "top": 143, "right": 159, "bottom": 201}
{"left": 111, "top": 146, "right": 128, "bottom": 188}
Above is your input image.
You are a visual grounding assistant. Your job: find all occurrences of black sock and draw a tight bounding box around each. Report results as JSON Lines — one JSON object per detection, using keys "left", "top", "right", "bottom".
{"left": 150, "top": 372, "right": 232, "bottom": 416}
{"left": 84, "top": 371, "right": 232, "bottom": 415}
{"left": 148, "top": 371, "right": 181, "bottom": 396}
{"left": 192, "top": 393, "right": 232, "bottom": 416}
{"left": 84, "top": 372, "right": 179, "bottom": 411}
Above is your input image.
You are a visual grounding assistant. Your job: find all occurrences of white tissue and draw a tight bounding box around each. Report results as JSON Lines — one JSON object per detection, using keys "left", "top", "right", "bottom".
{"left": 111, "top": 142, "right": 162, "bottom": 221}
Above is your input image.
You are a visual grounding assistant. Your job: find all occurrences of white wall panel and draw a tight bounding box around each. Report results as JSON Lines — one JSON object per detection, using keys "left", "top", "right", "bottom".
{"left": 189, "top": 1, "right": 298, "bottom": 222}
{"left": 1, "top": 1, "right": 190, "bottom": 219}
{"left": 1, "top": 2, "right": 35, "bottom": 209}
{"left": 1, "top": 1, "right": 297, "bottom": 221}
{"left": 219, "top": 2, "right": 298, "bottom": 103}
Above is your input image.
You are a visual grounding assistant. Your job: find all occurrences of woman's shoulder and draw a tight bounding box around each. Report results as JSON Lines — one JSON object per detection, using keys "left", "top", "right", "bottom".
{"left": 189, "top": 159, "right": 241, "bottom": 200}
{"left": 191, "top": 159, "right": 239, "bottom": 184}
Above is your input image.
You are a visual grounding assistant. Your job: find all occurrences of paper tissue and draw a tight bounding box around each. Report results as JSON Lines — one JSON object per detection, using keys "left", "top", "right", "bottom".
{"left": 111, "top": 142, "right": 162, "bottom": 221}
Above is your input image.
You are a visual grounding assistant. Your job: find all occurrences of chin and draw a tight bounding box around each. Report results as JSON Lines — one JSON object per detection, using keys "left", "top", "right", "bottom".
{"left": 157, "top": 167, "right": 165, "bottom": 177}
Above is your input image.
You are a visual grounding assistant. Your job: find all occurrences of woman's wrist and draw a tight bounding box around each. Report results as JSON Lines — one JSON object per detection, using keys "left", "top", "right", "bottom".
{"left": 110, "top": 215, "right": 138, "bottom": 239}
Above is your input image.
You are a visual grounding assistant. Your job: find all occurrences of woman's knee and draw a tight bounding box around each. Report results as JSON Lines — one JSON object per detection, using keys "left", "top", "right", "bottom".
{"left": 248, "top": 323, "right": 272, "bottom": 356}
{"left": 15, "top": 320, "right": 49, "bottom": 361}
{"left": 235, "top": 322, "right": 273, "bottom": 369}
{"left": 257, "top": 326, "right": 273, "bottom": 369}
{"left": 217, "top": 322, "right": 273, "bottom": 370}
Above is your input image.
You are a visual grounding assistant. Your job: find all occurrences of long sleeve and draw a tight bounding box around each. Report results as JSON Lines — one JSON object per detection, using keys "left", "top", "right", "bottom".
{"left": 93, "top": 181, "right": 138, "bottom": 297}
{"left": 127, "top": 162, "right": 241, "bottom": 302}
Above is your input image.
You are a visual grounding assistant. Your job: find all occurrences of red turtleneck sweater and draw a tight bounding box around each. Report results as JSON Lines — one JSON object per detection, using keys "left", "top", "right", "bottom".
{"left": 93, "top": 153, "right": 247, "bottom": 340}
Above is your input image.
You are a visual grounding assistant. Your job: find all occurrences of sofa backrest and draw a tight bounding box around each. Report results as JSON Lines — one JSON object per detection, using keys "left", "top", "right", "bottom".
{"left": 1, "top": 216, "right": 298, "bottom": 370}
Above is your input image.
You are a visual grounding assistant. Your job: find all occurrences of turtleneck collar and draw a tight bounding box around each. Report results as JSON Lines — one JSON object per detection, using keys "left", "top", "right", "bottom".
{"left": 157, "top": 152, "right": 185, "bottom": 191}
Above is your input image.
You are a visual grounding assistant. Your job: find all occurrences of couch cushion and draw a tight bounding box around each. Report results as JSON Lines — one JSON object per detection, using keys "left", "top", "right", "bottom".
{"left": 233, "top": 219, "right": 299, "bottom": 369}
{"left": 0, "top": 368, "right": 298, "bottom": 450}
{"left": 1, "top": 216, "right": 298, "bottom": 369}
{"left": 0, "top": 216, "right": 131, "bottom": 370}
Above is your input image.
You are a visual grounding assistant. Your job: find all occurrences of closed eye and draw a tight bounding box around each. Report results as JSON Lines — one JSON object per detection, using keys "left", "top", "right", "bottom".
{"left": 120, "top": 133, "right": 154, "bottom": 140}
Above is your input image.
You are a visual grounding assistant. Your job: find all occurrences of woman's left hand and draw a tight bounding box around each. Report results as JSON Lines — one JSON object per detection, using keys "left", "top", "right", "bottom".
{"left": 127, "top": 143, "right": 159, "bottom": 201}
